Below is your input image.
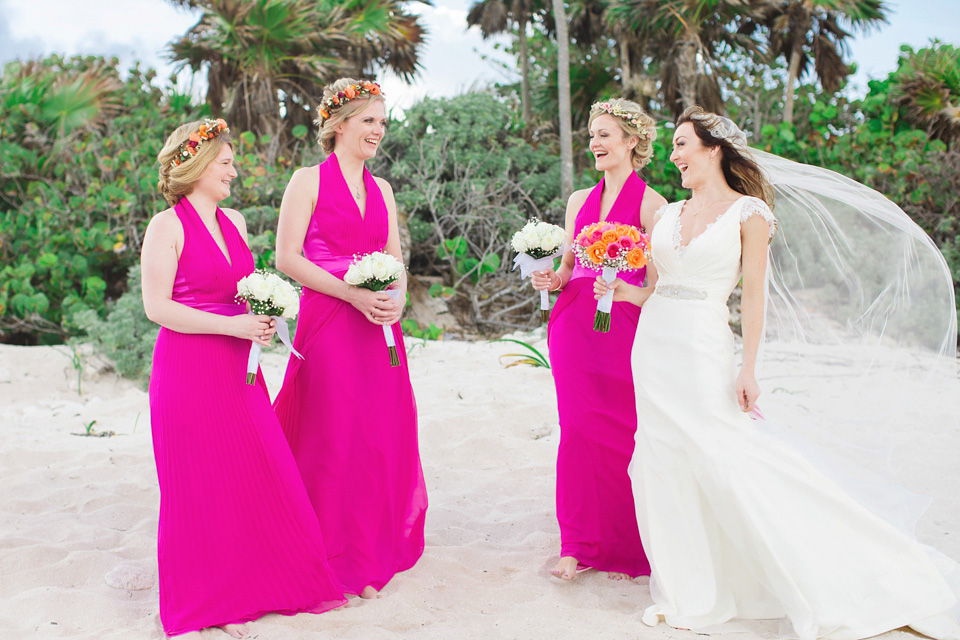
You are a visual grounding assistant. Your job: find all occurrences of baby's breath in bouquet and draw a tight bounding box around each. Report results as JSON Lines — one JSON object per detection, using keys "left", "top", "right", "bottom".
{"left": 511, "top": 219, "right": 567, "bottom": 322}
{"left": 344, "top": 251, "right": 406, "bottom": 367}
{"left": 236, "top": 269, "right": 302, "bottom": 384}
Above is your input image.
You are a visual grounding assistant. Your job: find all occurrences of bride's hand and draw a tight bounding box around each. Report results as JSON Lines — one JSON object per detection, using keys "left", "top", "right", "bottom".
{"left": 594, "top": 276, "right": 623, "bottom": 300}
{"left": 735, "top": 369, "right": 761, "bottom": 413}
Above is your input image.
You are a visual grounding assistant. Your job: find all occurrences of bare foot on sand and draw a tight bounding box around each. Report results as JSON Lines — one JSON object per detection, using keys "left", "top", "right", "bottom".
{"left": 360, "top": 585, "right": 380, "bottom": 599}
{"left": 217, "top": 623, "right": 250, "bottom": 638}
{"left": 607, "top": 572, "right": 630, "bottom": 581}
{"left": 549, "top": 556, "right": 581, "bottom": 581}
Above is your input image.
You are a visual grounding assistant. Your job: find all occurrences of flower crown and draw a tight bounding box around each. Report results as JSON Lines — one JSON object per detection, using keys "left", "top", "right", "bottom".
{"left": 317, "top": 81, "right": 383, "bottom": 123}
{"left": 592, "top": 101, "right": 654, "bottom": 140}
{"left": 172, "top": 118, "right": 229, "bottom": 168}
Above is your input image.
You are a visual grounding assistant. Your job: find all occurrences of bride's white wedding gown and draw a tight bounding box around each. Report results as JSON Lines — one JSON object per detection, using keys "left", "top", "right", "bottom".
{"left": 628, "top": 195, "right": 960, "bottom": 639}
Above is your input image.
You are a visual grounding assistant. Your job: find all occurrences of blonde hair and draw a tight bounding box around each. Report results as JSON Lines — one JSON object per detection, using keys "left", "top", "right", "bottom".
{"left": 157, "top": 121, "right": 233, "bottom": 206}
{"left": 315, "top": 77, "right": 386, "bottom": 155}
{"left": 677, "top": 106, "right": 773, "bottom": 206}
{"left": 588, "top": 98, "right": 657, "bottom": 170}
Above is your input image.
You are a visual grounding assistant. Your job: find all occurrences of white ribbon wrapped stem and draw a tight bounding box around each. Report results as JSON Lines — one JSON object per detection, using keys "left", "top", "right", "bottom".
{"left": 382, "top": 289, "right": 402, "bottom": 366}
{"left": 597, "top": 266, "right": 617, "bottom": 314}
{"left": 513, "top": 246, "right": 567, "bottom": 321}
{"left": 245, "top": 314, "right": 304, "bottom": 385}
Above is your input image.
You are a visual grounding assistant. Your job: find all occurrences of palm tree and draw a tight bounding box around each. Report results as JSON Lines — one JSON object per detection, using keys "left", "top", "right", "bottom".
{"left": 606, "top": 0, "right": 763, "bottom": 117}
{"left": 552, "top": 0, "right": 574, "bottom": 200}
{"left": 167, "top": 0, "right": 428, "bottom": 139}
{"left": 891, "top": 42, "right": 960, "bottom": 148}
{"left": 761, "top": 0, "right": 888, "bottom": 124}
{"left": 467, "top": 0, "right": 547, "bottom": 126}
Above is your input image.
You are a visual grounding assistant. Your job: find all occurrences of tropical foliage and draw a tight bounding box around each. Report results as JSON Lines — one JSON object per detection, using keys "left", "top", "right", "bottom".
{"left": 168, "top": 0, "right": 428, "bottom": 144}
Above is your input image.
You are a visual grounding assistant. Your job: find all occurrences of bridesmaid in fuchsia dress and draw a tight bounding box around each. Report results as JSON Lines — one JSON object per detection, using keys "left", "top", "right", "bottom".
{"left": 531, "top": 99, "right": 666, "bottom": 581}
{"left": 142, "top": 120, "right": 345, "bottom": 638}
{"left": 273, "top": 79, "right": 427, "bottom": 600}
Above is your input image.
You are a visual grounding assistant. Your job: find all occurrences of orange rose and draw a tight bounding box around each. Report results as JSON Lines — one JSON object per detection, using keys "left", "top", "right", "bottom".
{"left": 615, "top": 225, "right": 631, "bottom": 237}
{"left": 601, "top": 230, "right": 619, "bottom": 244}
{"left": 188, "top": 132, "right": 202, "bottom": 143}
{"left": 628, "top": 228, "right": 642, "bottom": 242}
{"left": 215, "top": 118, "right": 227, "bottom": 129}
{"left": 319, "top": 108, "right": 329, "bottom": 119}
{"left": 587, "top": 242, "right": 607, "bottom": 265}
{"left": 626, "top": 248, "right": 647, "bottom": 268}
{"left": 369, "top": 84, "right": 381, "bottom": 95}
{"left": 345, "top": 86, "right": 356, "bottom": 99}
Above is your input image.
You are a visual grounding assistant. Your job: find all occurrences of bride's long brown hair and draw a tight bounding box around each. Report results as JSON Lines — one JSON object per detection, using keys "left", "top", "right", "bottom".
{"left": 677, "top": 106, "right": 773, "bottom": 207}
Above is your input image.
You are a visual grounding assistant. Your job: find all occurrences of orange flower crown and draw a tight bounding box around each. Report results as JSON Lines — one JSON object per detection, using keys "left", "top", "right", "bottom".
{"left": 317, "top": 82, "right": 383, "bottom": 124}
{"left": 172, "top": 118, "right": 229, "bottom": 168}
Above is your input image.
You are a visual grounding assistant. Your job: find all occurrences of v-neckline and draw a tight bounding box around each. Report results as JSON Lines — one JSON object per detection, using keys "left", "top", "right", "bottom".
{"left": 673, "top": 195, "right": 746, "bottom": 253}
{"left": 333, "top": 153, "right": 368, "bottom": 221}
{"left": 596, "top": 174, "right": 634, "bottom": 225}
{"left": 198, "top": 206, "right": 234, "bottom": 268}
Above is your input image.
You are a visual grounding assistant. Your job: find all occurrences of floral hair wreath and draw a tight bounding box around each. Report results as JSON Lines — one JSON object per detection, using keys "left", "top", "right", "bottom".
{"left": 591, "top": 101, "right": 654, "bottom": 141}
{"left": 317, "top": 81, "right": 383, "bottom": 124}
{"left": 171, "top": 118, "right": 229, "bottom": 168}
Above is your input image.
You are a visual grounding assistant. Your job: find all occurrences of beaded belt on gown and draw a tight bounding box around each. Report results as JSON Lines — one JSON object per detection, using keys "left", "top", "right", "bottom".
{"left": 654, "top": 283, "right": 708, "bottom": 301}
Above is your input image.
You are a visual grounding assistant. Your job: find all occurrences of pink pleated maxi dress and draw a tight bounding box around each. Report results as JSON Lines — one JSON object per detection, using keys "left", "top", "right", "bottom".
{"left": 273, "top": 153, "right": 428, "bottom": 596}
{"left": 148, "top": 197, "right": 346, "bottom": 637}
{"left": 546, "top": 172, "right": 652, "bottom": 577}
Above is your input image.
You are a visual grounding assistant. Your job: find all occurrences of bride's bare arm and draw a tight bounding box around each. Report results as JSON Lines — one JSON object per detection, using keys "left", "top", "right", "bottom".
{"left": 735, "top": 214, "right": 771, "bottom": 411}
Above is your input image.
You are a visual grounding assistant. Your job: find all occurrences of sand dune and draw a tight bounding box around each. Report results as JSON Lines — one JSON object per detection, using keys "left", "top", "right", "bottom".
{"left": 1, "top": 337, "right": 957, "bottom": 639}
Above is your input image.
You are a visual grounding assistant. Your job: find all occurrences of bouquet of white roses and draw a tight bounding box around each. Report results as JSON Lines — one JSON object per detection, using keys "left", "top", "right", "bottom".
{"left": 511, "top": 218, "right": 567, "bottom": 322}
{"left": 236, "top": 269, "right": 302, "bottom": 384}
{"left": 344, "top": 251, "right": 406, "bottom": 367}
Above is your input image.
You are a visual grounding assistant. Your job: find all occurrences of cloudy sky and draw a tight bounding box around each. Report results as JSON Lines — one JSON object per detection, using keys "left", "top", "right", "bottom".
{"left": 1, "top": 0, "right": 958, "bottom": 113}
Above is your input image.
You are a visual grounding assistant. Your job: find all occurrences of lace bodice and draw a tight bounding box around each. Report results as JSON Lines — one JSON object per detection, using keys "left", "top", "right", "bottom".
{"left": 651, "top": 196, "right": 775, "bottom": 305}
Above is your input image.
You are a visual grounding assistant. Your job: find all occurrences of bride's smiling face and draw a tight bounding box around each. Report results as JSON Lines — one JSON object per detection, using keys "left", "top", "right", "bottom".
{"left": 670, "top": 122, "right": 718, "bottom": 189}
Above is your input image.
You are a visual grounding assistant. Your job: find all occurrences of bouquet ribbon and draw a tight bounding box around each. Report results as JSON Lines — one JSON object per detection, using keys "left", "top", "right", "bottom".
{"left": 246, "top": 314, "right": 303, "bottom": 385}
{"left": 512, "top": 245, "right": 567, "bottom": 322}
{"left": 594, "top": 266, "right": 618, "bottom": 332}
{"left": 382, "top": 289, "right": 402, "bottom": 367}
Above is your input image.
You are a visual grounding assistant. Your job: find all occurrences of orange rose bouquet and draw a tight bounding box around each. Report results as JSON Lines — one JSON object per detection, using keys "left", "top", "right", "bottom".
{"left": 572, "top": 222, "right": 650, "bottom": 332}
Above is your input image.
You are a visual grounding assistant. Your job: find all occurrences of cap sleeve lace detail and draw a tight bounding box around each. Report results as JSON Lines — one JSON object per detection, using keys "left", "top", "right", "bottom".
{"left": 739, "top": 196, "right": 777, "bottom": 240}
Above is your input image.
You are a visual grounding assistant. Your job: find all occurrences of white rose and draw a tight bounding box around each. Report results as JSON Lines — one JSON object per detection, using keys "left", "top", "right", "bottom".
{"left": 357, "top": 259, "right": 375, "bottom": 282}
{"left": 237, "top": 276, "right": 252, "bottom": 297}
{"left": 281, "top": 301, "right": 299, "bottom": 319}
{"left": 370, "top": 255, "right": 390, "bottom": 281}
{"left": 344, "top": 264, "right": 362, "bottom": 285}
{"left": 249, "top": 277, "right": 272, "bottom": 301}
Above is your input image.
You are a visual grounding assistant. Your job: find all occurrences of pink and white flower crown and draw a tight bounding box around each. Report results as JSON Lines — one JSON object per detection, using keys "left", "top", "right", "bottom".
{"left": 171, "top": 118, "right": 229, "bottom": 168}
{"left": 591, "top": 101, "right": 654, "bottom": 140}
{"left": 317, "top": 81, "right": 383, "bottom": 124}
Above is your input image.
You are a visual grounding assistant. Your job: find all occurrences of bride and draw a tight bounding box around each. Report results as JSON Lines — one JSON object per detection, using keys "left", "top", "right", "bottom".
{"left": 595, "top": 106, "right": 960, "bottom": 639}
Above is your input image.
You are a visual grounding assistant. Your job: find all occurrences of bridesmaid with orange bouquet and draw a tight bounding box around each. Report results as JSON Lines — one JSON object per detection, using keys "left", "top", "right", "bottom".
{"left": 531, "top": 98, "right": 666, "bottom": 581}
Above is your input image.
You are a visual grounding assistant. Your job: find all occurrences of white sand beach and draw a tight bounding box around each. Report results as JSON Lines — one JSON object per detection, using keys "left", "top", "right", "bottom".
{"left": 0, "top": 337, "right": 958, "bottom": 640}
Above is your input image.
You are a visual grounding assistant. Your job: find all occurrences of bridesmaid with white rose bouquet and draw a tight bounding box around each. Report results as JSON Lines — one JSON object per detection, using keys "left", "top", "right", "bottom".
{"left": 272, "top": 78, "right": 427, "bottom": 600}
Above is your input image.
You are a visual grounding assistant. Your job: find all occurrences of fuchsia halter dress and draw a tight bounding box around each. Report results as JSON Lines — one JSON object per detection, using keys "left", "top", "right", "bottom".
{"left": 273, "top": 153, "right": 427, "bottom": 596}
{"left": 148, "top": 197, "right": 345, "bottom": 636}
{"left": 546, "top": 172, "right": 652, "bottom": 577}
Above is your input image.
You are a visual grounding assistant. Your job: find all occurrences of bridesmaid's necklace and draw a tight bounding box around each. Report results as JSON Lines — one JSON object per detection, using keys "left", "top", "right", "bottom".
{"left": 346, "top": 177, "right": 363, "bottom": 201}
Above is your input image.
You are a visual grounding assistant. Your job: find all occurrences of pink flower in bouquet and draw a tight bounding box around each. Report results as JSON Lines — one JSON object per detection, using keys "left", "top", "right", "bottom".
{"left": 620, "top": 236, "right": 636, "bottom": 250}
{"left": 606, "top": 242, "right": 623, "bottom": 259}
{"left": 589, "top": 229, "right": 604, "bottom": 243}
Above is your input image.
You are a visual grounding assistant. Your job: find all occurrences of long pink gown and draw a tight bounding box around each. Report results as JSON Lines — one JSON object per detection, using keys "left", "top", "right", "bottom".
{"left": 546, "top": 172, "right": 652, "bottom": 577}
{"left": 148, "top": 197, "right": 346, "bottom": 637}
{"left": 273, "top": 153, "right": 427, "bottom": 596}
